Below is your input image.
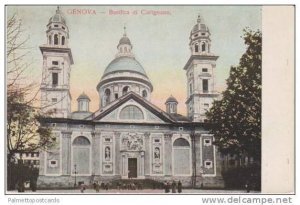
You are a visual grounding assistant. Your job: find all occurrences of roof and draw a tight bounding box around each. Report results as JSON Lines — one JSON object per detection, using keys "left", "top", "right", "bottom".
{"left": 118, "top": 36, "right": 132, "bottom": 47}
{"left": 77, "top": 92, "right": 90, "bottom": 101}
{"left": 165, "top": 95, "right": 178, "bottom": 104}
{"left": 102, "top": 56, "right": 148, "bottom": 78}
{"left": 48, "top": 7, "right": 66, "bottom": 25}
{"left": 90, "top": 92, "right": 191, "bottom": 123}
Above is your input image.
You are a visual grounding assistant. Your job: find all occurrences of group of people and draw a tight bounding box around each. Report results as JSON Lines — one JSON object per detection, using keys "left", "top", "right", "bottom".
{"left": 164, "top": 180, "right": 182, "bottom": 193}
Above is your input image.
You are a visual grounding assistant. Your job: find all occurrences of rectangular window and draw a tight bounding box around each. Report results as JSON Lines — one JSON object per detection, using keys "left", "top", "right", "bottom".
{"left": 154, "top": 139, "right": 160, "bottom": 143}
{"left": 54, "top": 25, "right": 59, "bottom": 27}
{"left": 205, "top": 161, "right": 213, "bottom": 169}
{"left": 105, "top": 138, "right": 111, "bottom": 142}
{"left": 52, "top": 61, "right": 59, "bottom": 65}
{"left": 202, "top": 79, "right": 208, "bottom": 92}
{"left": 52, "top": 73, "right": 58, "bottom": 85}
{"left": 52, "top": 98, "right": 57, "bottom": 102}
{"left": 49, "top": 160, "right": 58, "bottom": 167}
{"left": 189, "top": 83, "right": 193, "bottom": 95}
{"left": 115, "top": 93, "right": 118, "bottom": 99}
{"left": 204, "top": 139, "right": 212, "bottom": 146}
{"left": 202, "top": 68, "right": 208, "bottom": 72}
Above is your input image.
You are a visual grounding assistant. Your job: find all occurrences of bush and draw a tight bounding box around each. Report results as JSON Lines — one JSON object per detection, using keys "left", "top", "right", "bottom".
{"left": 222, "top": 164, "right": 261, "bottom": 191}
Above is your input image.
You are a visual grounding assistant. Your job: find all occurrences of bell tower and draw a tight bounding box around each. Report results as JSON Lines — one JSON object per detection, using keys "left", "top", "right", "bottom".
{"left": 183, "top": 15, "right": 219, "bottom": 122}
{"left": 40, "top": 6, "right": 73, "bottom": 118}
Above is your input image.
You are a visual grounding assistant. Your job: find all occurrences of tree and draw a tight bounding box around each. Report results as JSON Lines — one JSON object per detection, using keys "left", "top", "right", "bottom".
{"left": 7, "top": 14, "right": 55, "bottom": 190}
{"left": 206, "top": 29, "right": 261, "bottom": 161}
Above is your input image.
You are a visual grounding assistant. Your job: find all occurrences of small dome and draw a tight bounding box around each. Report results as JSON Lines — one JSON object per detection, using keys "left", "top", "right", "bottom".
{"left": 102, "top": 56, "right": 148, "bottom": 78}
{"left": 165, "top": 95, "right": 178, "bottom": 104}
{"left": 77, "top": 92, "right": 90, "bottom": 101}
{"left": 191, "top": 15, "right": 209, "bottom": 34}
{"left": 49, "top": 7, "right": 66, "bottom": 25}
{"left": 118, "top": 36, "right": 132, "bottom": 47}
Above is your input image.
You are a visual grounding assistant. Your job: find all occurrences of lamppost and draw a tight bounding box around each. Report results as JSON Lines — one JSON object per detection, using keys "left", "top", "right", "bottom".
{"left": 73, "top": 164, "right": 78, "bottom": 188}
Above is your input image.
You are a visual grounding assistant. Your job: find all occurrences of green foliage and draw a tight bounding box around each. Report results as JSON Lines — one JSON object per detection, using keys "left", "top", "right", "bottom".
{"left": 222, "top": 164, "right": 261, "bottom": 190}
{"left": 206, "top": 29, "right": 261, "bottom": 160}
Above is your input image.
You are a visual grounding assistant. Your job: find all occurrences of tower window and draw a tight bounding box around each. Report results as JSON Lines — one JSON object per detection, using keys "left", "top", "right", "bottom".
{"left": 201, "top": 33, "right": 205, "bottom": 36}
{"left": 52, "top": 61, "right": 59, "bottom": 65}
{"left": 194, "top": 34, "right": 198, "bottom": 37}
{"left": 195, "top": 44, "right": 199, "bottom": 53}
{"left": 202, "top": 68, "right": 208, "bottom": 72}
{"left": 189, "top": 83, "right": 193, "bottom": 95}
{"left": 52, "top": 73, "right": 58, "bottom": 86}
{"left": 201, "top": 42, "right": 206, "bottom": 52}
{"left": 61, "top": 36, "right": 65, "bottom": 45}
{"left": 203, "top": 79, "right": 208, "bottom": 93}
{"left": 54, "top": 25, "right": 59, "bottom": 27}
{"left": 62, "top": 26, "right": 65, "bottom": 30}
{"left": 54, "top": 34, "right": 59, "bottom": 45}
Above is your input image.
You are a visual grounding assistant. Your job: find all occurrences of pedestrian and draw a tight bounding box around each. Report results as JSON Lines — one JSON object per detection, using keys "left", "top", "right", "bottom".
{"left": 245, "top": 182, "right": 250, "bottom": 193}
{"left": 80, "top": 184, "right": 85, "bottom": 193}
{"left": 95, "top": 182, "right": 100, "bottom": 193}
{"left": 171, "top": 180, "right": 176, "bottom": 193}
{"left": 177, "top": 180, "right": 182, "bottom": 193}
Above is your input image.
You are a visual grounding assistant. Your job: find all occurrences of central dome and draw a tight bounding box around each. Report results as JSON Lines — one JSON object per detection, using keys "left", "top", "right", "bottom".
{"left": 102, "top": 56, "right": 148, "bottom": 78}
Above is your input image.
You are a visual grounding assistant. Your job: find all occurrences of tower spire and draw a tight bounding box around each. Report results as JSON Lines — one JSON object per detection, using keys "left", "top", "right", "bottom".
{"left": 123, "top": 24, "right": 127, "bottom": 36}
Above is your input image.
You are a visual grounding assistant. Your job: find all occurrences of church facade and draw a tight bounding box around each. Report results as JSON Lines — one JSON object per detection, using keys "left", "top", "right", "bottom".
{"left": 37, "top": 7, "right": 224, "bottom": 188}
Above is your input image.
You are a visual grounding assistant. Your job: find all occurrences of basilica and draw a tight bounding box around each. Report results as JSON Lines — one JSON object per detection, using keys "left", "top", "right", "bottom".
{"left": 37, "top": 7, "right": 224, "bottom": 188}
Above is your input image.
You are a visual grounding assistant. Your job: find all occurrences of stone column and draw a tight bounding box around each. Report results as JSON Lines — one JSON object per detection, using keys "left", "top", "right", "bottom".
{"left": 61, "top": 131, "right": 72, "bottom": 175}
{"left": 114, "top": 132, "right": 121, "bottom": 175}
{"left": 144, "top": 132, "right": 150, "bottom": 176}
{"left": 164, "top": 133, "right": 172, "bottom": 176}
{"left": 92, "top": 131, "right": 101, "bottom": 175}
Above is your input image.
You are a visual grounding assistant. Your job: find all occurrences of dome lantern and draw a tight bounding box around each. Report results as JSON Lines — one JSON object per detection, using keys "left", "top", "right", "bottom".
{"left": 116, "top": 26, "right": 134, "bottom": 58}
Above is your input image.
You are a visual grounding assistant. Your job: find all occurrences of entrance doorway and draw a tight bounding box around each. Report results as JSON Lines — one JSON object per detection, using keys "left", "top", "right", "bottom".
{"left": 128, "top": 158, "right": 137, "bottom": 178}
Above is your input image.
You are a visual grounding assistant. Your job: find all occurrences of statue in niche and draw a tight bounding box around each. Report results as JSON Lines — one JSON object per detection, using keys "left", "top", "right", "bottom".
{"left": 154, "top": 147, "right": 160, "bottom": 159}
{"left": 105, "top": 146, "right": 111, "bottom": 161}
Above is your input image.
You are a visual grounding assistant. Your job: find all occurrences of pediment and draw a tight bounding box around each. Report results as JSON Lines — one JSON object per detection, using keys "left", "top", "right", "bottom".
{"left": 92, "top": 92, "right": 173, "bottom": 124}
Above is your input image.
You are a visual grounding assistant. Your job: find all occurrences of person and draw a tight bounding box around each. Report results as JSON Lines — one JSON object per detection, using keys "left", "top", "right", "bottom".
{"left": 177, "top": 180, "right": 182, "bottom": 193}
{"left": 171, "top": 180, "right": 176, "bottom": 193}
{"left": 80, "top": 184, "right": 85, "bottom": 193}
{"left": 164, "top": 181, "right": 169, "bottom": 193}
{"left": 245, "top": 182, "right": 250, "bottom": 193}
{"left": 95, "top": 182, "right": 100, "bottom": 193}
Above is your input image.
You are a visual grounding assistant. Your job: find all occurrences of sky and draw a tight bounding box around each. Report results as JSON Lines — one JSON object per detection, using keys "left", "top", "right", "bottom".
{"left": 7, "top": 5, "right": 261, "bottom": 115}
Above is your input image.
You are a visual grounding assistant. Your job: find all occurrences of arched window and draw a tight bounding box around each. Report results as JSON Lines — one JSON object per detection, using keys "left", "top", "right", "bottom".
{"left": 173, "top": 138, "right": 191, "bottom": 175}
{"left": 120, "top": 105, "right": 144, "bottom": 120}
{"left": 54, "top": 34, "right": 59, "bottom": 45}
{"left": 122, "top": 86, "right": 129, "bottom": 95}
{"left": 142, "top": 90, "right": 147, "bottom": 98}
{"left": 201, "top": 42, "right": 206, "bottom": 52}
{"left": 104, "top": 89, "right": 111, "bottom": 105}
{"left": 72, "top": 136, "right": 91, "bottom": 175}
{"left": 48, "top": 35, "right": 52, "bottom": 45}
{"left": 73, "top": 136, "right": 91, "bottom": 145}
{"left": 173, "top": 138, "right": 190, "bottom": 147}
{"left": 61, "top": 36, "right": 65, "bottom": 45}
{"left": 195, "top": 44, "right": 199, "bottom": 52}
